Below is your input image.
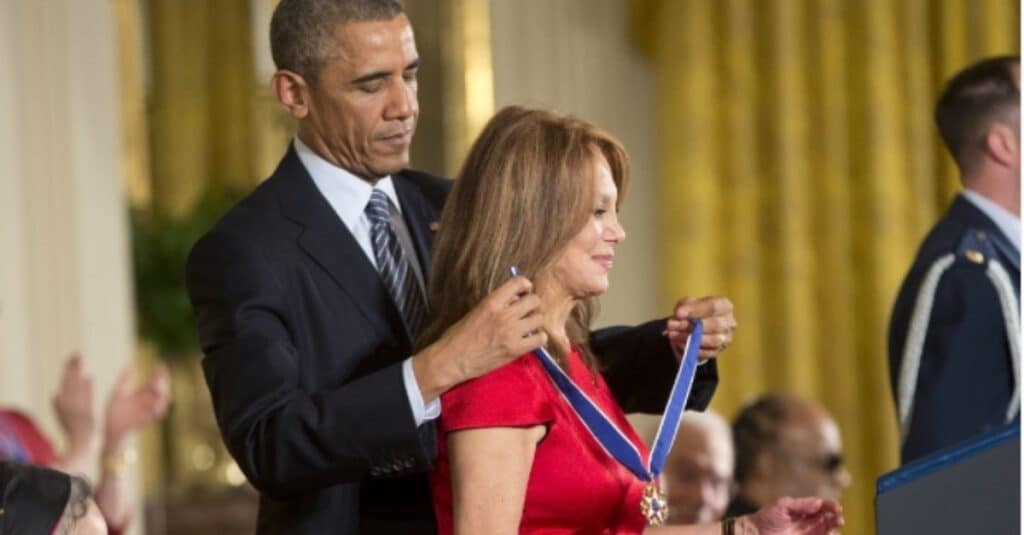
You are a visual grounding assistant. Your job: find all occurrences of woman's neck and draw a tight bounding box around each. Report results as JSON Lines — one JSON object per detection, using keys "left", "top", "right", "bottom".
{"left": 536, "top": 277, "right": 577, "bottom": 354}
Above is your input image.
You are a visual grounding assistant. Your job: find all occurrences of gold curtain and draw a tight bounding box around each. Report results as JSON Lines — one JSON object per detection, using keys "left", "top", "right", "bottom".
{"left": 116, "top": 0, "right": 294, "bottom": 495}
{"left": 440, "top": 0, "right": 496, "bottom": 175}
{"left": 633, "top": 1, "right": 1018, "bottom": 534}
{"left": 143, "top": 0, "right": 292, "bottom": 217}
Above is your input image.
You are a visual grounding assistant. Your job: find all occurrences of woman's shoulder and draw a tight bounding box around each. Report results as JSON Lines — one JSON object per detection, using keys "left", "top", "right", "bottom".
{"left": 442, "top": 352, "right": 547, "bottom": 401}
{"left": 438, "top": 352, "right": 557, "bottom": 432}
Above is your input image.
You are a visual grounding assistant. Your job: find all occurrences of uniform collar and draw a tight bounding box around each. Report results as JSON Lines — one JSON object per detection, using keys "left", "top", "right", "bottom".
{"left": 961, "top": 189, "right": 1020, "bottom": 252}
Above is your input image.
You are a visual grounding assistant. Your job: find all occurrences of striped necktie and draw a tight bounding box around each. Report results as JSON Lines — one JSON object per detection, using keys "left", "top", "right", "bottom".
{"left": 365, "top": 188, "right": 427, "bottom": 336}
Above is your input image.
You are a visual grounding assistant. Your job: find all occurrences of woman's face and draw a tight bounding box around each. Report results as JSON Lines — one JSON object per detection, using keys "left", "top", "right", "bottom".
{"left": 547, "top": 153, "right": 626, "bottom": 299}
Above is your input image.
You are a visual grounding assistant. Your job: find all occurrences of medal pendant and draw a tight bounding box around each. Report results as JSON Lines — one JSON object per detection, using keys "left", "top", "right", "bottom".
{"left": 639, "top": 483, "right": 668, "bottom": 526}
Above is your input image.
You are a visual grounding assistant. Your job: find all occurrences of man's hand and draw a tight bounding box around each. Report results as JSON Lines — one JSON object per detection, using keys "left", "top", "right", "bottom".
{"left": 739, "top": 496, "right": 844, "bottom": 534}
{"left": 413, "top": 276, "right": 546, "bottom": 402}
{"left": 665, "top": 296, "right": 737, "bottom": 360}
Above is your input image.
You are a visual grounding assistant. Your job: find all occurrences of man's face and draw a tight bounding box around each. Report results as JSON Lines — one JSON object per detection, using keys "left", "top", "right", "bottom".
{"left": 300, "top": 14, "right": 419, "bottom": 180}
{"left": 663, "top": 423, "right": 733, "bottom": 523}
{"left": 770, "top": 411, "right": 851, "bottom": 502}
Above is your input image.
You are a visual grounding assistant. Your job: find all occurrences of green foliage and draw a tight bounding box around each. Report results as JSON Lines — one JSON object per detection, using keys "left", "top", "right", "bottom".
{"left": 130, "top": 189, "right": 242, "bottom": 359}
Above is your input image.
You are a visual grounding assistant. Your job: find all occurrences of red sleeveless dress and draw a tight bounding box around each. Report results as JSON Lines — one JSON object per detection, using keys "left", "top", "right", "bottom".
{"left": 430, "top": 347, "right": 651, "bottom": 534}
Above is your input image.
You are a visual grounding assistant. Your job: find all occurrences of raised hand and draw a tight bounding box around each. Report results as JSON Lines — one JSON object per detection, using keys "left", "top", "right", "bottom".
{"left": 103, "top": 363, "right": 171, "bottom": 449}
{"left": 52, "top": 355, "right": 98, "bottom": 463}
{"left": 665, "top": 296, "right": 737, "bottom": 360}
{"left": 413, "top": 276, "right": 546, "bottom": 401}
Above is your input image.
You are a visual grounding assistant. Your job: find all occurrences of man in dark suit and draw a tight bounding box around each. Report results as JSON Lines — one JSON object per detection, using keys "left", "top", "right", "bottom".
{"left": 186, "top": 1, "right": 737, "bottom": 533}
{"left": 888, "top": 55, "right": 1021, "bottom": 465}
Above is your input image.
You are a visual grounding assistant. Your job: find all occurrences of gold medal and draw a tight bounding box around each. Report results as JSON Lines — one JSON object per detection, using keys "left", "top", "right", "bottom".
{"left": 640, "top": 483, "right": 668, "bottom": 526}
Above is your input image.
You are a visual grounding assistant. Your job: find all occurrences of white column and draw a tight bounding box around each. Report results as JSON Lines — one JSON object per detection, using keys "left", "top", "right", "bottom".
{"left": 0, "top": 0, "right": 138, "bottom": 518}
{"left": 0, "top": 0, "right": 34, "bottom": 415}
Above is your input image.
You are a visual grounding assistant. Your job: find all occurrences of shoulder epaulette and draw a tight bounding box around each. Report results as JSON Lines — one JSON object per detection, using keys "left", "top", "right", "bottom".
{"left": 954, "top": 229, "right": 1000, "bottom": 266}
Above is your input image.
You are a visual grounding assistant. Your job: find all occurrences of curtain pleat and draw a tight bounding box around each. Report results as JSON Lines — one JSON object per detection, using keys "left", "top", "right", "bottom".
{"left": 143, "top": 0, "right": 289, "bottom": 218}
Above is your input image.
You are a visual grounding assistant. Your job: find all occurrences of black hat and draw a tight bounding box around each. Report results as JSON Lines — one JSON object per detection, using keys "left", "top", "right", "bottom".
{"left": 0, "top": 461, "right": 72, "bottom": 534}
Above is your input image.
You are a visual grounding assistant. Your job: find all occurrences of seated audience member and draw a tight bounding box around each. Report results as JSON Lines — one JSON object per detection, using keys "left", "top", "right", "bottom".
{"left": 0, "top": 460, "right": 107, "bottom": 534}
{"left": 0, "top": 355, "right": 170, "bottom": 534}
{"left": 726, "top": 394, "right": 851, "bottom": 518}
{"left": 662, "top": 410, "right": 734, "bottom": 524}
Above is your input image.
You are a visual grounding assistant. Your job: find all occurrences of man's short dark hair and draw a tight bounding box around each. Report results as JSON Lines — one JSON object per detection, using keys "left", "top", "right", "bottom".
{"left": 934, "top": 55, "right": 1020, "bottom": 173}
{"left": 732, "top": 394, "right": 790, "bottom": 485}
{"left": 270, "top": 0, "right": 405, "bottom": 81}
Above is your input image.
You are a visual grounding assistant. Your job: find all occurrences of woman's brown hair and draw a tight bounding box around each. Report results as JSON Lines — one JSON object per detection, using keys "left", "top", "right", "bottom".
{"left": 417, "top": 106, "right": 630, "bottom": 367}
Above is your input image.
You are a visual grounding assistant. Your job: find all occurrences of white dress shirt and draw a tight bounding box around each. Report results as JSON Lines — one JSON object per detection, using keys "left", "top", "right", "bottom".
{"left": 294, "top": 137, "right": 440, "bottom": 426}
{"left": 962, "top": 188, "right": 1022, "bottom": 252}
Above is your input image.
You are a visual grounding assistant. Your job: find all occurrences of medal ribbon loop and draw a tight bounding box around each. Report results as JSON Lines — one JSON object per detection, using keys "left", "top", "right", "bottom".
{"left": 531, "top": 319, "right": 703, "bottom": 482}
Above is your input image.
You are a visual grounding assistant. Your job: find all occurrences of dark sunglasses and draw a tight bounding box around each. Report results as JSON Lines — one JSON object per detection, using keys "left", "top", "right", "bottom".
{"left": 783, "top": 451, "right": 844, "bottom": 474}
{"left": 816, "top": 453, "right": 844, "bottom": 473}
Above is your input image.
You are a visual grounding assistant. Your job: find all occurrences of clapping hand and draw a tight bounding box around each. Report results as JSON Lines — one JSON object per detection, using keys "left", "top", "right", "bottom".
{"left": 103, "top": 363, "right": 171, "bottom": 449}
{"left": 665, "top": 296, "right": 737, "bottom": 360}
{"left": 52, "top": 355, "right": 99, "bottom": 465}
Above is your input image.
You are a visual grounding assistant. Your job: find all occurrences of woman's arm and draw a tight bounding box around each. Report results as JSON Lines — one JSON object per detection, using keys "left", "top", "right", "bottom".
{"left": 448, "top": 425, "right": 547, "bottom": 535}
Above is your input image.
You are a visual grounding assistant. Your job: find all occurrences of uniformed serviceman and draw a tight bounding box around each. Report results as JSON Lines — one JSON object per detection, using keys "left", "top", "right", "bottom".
{"left": 888, "top": 55, "right": 1021, "bottom": 464}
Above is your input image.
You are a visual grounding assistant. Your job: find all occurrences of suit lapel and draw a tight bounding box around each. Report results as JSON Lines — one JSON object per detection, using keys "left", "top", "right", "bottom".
{"left": 271, "top": 146, "right": 406, "bottom": 343}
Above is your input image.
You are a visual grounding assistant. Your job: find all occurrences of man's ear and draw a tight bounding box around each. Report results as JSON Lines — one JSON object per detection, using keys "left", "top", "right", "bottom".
{"left": 985, "top": 123, "right": 1019, "bottom": 169}
{"left": 272, "top": 70, "right": 311, "bottom": 119}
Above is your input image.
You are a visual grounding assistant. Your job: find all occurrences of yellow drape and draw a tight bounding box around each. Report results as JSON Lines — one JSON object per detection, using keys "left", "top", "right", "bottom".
{"left": 143, "top": 0, "right": 292, "bottom": 217}
{"left": 634, "top": 1, "right": 1019, "bottom": 533}
{"left": 117, "top": 0, "right": 294, "bottom": 494}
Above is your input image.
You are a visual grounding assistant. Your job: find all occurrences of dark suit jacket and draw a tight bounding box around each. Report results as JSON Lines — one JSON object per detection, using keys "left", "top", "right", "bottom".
{"left": 888, "top": 195, "right": 1020, "bottom": 464}
{"left": 186, "top": 145, "right": 719, "bottom": 534}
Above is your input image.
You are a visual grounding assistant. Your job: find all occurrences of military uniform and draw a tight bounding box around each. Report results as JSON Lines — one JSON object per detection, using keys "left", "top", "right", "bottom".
{"left": 888, "top": 194, "right": 1021, "bottom": 464}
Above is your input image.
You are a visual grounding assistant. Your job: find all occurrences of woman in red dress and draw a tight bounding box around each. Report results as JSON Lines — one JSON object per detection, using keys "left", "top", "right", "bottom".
{"left": 422, "top": 106, "right": 843, "bottom": 534}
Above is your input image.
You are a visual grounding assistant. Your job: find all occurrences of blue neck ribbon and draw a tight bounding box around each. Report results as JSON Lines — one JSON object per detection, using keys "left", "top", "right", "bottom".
{"left": 531, "top": 319, "right": 703, "bottom": 482}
